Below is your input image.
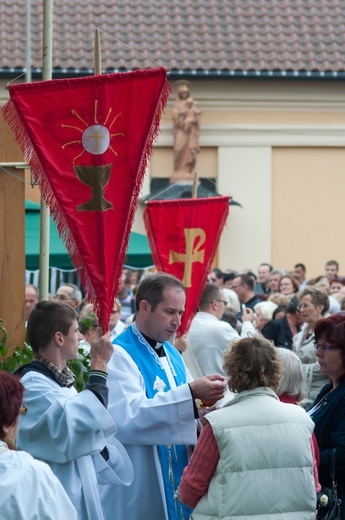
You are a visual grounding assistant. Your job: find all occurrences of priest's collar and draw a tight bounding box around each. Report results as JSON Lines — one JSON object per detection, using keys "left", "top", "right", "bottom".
{"left": 141, "top": 333, "right": 165, "bottom": 357}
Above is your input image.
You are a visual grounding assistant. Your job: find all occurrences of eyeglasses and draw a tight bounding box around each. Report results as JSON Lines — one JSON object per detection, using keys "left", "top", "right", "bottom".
{"left": 216, "top": 299, "right": 228, "bottom": 305}
{"left": 19, "top": 404, "right": 28, "bottom": 415}
{"left": 298, "top": 303, "right": 314, "bottom": 310}
{"left": 313, "top": 342, "right": 339, "bottom": 352}
{"left": 56, "top": 294, "right": 69, "bottom": 301}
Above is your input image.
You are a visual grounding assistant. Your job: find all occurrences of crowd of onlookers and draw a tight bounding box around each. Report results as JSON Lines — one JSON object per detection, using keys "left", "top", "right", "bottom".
{"left": 201, "top": 260, "right": 344, "bottom": 408}
{"left": 208, "top": 259, "right": 345, "bottom": 313}
{"left": 205, "top": 260, "right": 344, "bottom": 331}
{"left": 24, "top": 259, "right": 345, "bottom": 352}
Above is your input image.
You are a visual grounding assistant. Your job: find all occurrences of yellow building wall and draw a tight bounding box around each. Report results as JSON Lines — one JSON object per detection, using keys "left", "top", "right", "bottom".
{"left": 272, "top": 147, "right": 345, "bottom": 278}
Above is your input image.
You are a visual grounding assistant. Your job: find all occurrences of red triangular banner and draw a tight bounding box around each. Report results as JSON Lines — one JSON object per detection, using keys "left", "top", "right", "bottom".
{"left": 144, "top": 196, "right": 229, "bottom": 336}
{"left": 2, "top": 68, "right": 171, "bottom": 332}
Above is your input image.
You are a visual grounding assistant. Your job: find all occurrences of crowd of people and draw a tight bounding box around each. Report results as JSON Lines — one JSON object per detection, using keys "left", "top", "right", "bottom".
{"left": 2, "top": 260, "right": 344, "bottom": 518}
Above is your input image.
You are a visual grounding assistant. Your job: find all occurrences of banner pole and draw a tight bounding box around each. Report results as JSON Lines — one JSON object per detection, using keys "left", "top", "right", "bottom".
{"left": 39, "top": 0, "right": 53, "bottom": 301}
{"left": 94, "top": 27, "right": 102, "bottom": 75}
{"left": 26, "top": 0, "right": 32, "bottom": 83}
{"left": 180, "top": 170, "right": 198, "bottom": 338}
{"left": 191, "top": 170, "right": 198, "bottom": 198}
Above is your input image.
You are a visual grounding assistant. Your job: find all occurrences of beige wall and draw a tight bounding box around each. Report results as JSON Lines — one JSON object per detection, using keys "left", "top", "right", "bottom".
{"left": 272, "top": 147, "right": 345, "bottom": 278}
{"left": 217, "top": 146, "right": 271, "bottom": 272}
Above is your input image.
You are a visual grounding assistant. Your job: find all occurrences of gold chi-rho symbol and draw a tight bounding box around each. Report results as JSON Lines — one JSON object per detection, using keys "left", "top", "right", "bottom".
{"left": 169, "top": 228, "right": 206, "bottom": 287}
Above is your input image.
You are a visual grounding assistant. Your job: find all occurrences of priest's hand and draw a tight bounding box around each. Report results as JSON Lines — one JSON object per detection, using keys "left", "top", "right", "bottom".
{"left": 189, "top": 374, "right": 227, "bottom": 405}
{"left": 90, "top": 330, "right": 113, "bottom": 372}
{"left": 242, "top": 306, "right": 255, "bottom": 322}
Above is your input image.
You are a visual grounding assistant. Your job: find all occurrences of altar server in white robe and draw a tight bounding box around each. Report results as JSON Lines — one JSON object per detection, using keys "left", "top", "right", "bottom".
{"left": 16, "top": 301, "right": 133, "bottom": 520}
{"left": 0, "top": 371, "right": 77, "bottom": 520}
{"left": 108, "top": 273, "right": 228, "bottom": 520}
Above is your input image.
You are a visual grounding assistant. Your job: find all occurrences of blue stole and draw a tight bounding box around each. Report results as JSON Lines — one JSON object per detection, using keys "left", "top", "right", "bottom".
{"left": 115, "top": 323, "right": 192, "bottom": 520}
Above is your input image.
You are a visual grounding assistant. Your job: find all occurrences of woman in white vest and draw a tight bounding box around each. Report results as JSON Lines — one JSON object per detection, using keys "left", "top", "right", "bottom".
{"left": 179, "top": 334, "right": 317, "bottom": 519}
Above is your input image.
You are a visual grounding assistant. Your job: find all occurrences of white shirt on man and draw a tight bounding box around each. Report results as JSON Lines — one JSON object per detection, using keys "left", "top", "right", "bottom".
{"left": 188, "top": 311, "right": 255, "bottom": 376}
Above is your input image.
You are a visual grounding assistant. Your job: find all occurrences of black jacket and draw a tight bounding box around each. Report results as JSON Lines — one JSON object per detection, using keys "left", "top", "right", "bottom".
{"left": 309, "top": 379, "right": 345, "bottom": 519}
{"left": 261, "top": 315, "right": 297, "bottom": 350}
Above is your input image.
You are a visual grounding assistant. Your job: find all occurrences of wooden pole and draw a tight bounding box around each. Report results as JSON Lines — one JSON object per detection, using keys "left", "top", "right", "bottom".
{"left": 94, "top": 27, "right": 102, "bottom": 75}
{"left": 184, "top": 171, "right": 198, "bottom": 284}
{"left": 191, "top": 170, "right": 198, "bottom": 199}
{"left": 39, "top": 0, "right": 53, "bottom": 301}
{"left": 0, "top": 164, "right": 26, "bottom": 351}
{"left": 26, "top": 0, "right": 32, "bottom": 83}
{"left": 180, "top": 172, "right": 198, "bottom": 372}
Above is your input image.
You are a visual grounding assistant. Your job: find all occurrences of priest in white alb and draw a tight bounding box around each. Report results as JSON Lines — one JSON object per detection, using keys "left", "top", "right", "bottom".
{"left": 107, "top": 273, "right": 227, "bottom": 520}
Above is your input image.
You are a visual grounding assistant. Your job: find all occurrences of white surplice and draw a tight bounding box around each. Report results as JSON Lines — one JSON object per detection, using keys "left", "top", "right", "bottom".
{"left": 16, "top": 371, "right": 133, "bottom": 520}
{"left": 0, "top": 441, "right": 77, "bottom": 520}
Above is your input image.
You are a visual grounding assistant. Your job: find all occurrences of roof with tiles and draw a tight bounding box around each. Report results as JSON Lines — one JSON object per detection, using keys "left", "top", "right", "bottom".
{"left": 1, "top": 0, "right": 345, "bottom": 79}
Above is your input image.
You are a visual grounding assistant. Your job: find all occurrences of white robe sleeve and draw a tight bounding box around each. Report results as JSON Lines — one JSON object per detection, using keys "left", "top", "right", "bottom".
{"left": 17, "top": 371, "right": 117, "bottom": 463}
{"left": 218, "top": 320, "right": 255, "bottom": 349}
{"left": 108, "top": 345, "right": 197, "bottom": 446}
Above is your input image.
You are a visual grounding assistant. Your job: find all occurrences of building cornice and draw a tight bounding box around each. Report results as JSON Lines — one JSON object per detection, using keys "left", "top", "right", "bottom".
{"left": 157, "top": 124, "right": 345, "bottom": 147}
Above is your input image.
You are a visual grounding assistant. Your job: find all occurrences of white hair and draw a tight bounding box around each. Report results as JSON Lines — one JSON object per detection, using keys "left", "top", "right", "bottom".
{"left": 254, "top": 301, "right": 278, "bottom": 321}
{"left": 277, "top": 347, "right": 306, "bottom": 402}
{"left": 328, "top": 295, "right": 341, "bottom": 315}
{"left": 58, "top": 283, "right": 82, "bottom": 304}
{"left": 222, "top": 287, "right": 240, "bottom": 314}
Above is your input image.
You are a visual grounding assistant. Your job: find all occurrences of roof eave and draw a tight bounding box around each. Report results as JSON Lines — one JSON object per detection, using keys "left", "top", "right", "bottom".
{"left": 1, "top": 68, "right": 345, "bottom": 81}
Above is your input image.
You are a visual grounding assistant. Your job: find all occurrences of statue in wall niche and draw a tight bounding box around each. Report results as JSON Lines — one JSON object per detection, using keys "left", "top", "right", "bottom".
{"left": 170, "top": 81, "right": 201, "bottom": 184}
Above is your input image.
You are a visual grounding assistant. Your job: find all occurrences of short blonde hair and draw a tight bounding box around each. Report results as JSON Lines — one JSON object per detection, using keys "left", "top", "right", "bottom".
{"left": 268, "top": 293, "right": 290, "bottom": 306}
{"left": 223, "top": 335, "right": 282, "bottom": 393}
{"left": 299, "top": 286, "right": 330, "bottom": 315}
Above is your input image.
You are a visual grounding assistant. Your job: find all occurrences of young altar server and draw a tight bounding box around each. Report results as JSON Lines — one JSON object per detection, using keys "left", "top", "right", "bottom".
{"left": 16, "top": 300, "right": 133, "bottom": 520}
{"left": 107, "top": 272, "right": 227, "bottom": 520}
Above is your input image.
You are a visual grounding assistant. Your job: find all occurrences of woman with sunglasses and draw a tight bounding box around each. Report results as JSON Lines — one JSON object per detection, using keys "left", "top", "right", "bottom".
{"left": 308, "top": 313, "right": 345, "bottom": 519}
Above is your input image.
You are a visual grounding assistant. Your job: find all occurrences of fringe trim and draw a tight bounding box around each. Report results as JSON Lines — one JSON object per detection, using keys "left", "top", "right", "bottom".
{"left": 101, "top": 76, "right": 172, "bottom": 333}
{"left": 3, "top": 68, "right": 171, "bottom": 334}
{"left": 76, "top": 70, "right": 171, "bottom": 332}
{"left": 144, "top": 196, "right": 230, "bottom": 335}
{"left": 3, "top": 95, "right": 95, "bottom": 322}
{"left": 144, "top": 207, "right": 163, "bottom": 271}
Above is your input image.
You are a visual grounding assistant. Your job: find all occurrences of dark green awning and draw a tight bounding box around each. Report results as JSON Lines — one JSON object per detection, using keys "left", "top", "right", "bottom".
{"left": 25, "top": 200, "right": 153, "bottom": 270}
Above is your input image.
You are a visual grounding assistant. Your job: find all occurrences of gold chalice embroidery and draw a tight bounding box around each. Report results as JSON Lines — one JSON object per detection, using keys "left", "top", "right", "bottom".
{"left": 61, "top": 102, "right": 124, "bottom": 212}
